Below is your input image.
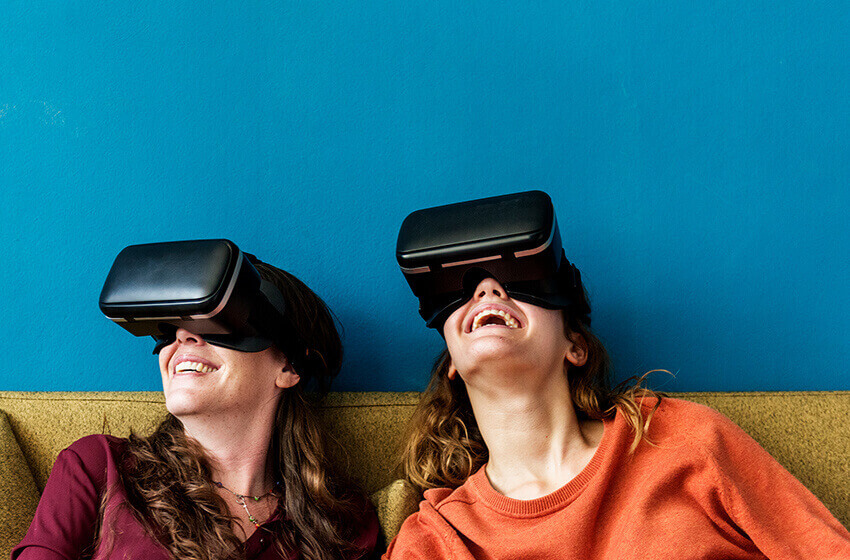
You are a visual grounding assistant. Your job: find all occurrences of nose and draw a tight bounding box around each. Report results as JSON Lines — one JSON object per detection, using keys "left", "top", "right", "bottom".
{"left": 472, "top": 277, "right": 508, "bottom": 302}
{"left": 175, "top": 328, "right": 206, "bottom": 346}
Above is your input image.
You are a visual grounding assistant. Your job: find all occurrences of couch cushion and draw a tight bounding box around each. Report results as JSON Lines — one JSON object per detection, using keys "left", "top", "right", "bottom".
{"left": 0, "top": 391, "right": 846, "bottom": 530}
{"left": 370, "top": 479, "right": 421, "bottom": 544}
{"left": 0, "top": 391, "right": 423, "bottom": 494}
{"left": 0, "top": 392, "right": 167, "bottom": 490}
{"left": 318, "top": 392, "right": 420, "bottom": 493}
{"left": 0, "top": 411, "right": 41, "bottom": 560}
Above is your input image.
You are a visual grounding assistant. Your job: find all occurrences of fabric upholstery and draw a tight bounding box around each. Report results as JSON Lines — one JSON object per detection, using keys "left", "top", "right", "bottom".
{"left": 317, "top": 392, "right": 421, "bottom": 494}
{"left": 0, "top": 411, "right": 41, "bottom": 560}
{"left": 370, "top": 479, "right": 421, "bottom": 543}
{"left": 0, "top": 392, "right": 169, "bottom": 490}
{"left": 0, "top": 390, "right": 847, "bottom": 556}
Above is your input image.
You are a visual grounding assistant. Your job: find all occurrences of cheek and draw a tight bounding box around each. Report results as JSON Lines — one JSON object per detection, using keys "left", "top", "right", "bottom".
{"left": 541, "top": 310, "right": 568, "bottom": 338}
{"left": 158, "top": 345, "right": 175, "bottom": 377}
{"left": 536, "top": 313, "right": 572, "bottom": 357}
{"left": 443, "top": 305, "right": 467, "bottom": 338}
{"left": 517, "top": 304, "right": 565, "bottom": 333}
{"left": 233, "top": 350, "right": 286, "bottom": 388}
{"left": 442, "top": 318, "right": 464, "bottom": 357}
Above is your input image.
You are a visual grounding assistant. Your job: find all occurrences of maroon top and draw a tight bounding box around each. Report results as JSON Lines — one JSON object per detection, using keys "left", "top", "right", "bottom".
{"left": 13, "top": 434, "right": 379, "bottom": 560}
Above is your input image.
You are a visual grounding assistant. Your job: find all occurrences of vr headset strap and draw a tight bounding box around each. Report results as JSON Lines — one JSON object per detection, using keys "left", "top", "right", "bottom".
{"left": 557, "top": 253, "right": 591, "bottom": 321}
{"left": 251, "top": 280, "right": 308, "bottom": 374}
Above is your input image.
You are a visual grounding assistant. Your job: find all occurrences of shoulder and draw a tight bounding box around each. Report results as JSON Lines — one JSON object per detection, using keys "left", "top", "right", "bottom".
{"left": 346, "top": 492, "right": 381, "bottom": 559}
{"left": 393, "top": 480, "right": 478, "bottom": 538}
{"left": 60, "top": 434, "right": 127, "bottom": 464}
{"left": 422, "top": 478, "right": 478, "bottom": 512}
{"left": 384, "top": 488, "right": 469, "bottom": 560}
{"left": 64, "top": 433, "right": 127, "bottom": 456}
{"left": 632, "top": 397, "right": 778, "bottom": 481}
{"left": 643, "top": 397, "right": 746, "bottom": 446}
{"left": 53, "top": 434, "right": 128, "bottom": 485}
{"left": 646, "top": 399, "right": 850, "bottom": 549}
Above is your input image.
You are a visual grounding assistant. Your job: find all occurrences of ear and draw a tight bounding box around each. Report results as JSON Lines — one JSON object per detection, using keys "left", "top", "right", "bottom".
{"left": 447, "top": 361, "right": 458, "bottom": 380}
{"left": 275, "top": 356, "right": 301, "bottom": 389}
{"left": 565, "top": 332, "right": 588, "bottom": 368}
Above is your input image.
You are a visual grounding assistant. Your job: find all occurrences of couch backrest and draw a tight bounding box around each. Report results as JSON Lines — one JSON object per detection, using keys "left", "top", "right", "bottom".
{"left": 1, "top": 391, "right": 847, "bottom": 528}
{"left": 0, "top": 391, "right": 419, "bottom": 495}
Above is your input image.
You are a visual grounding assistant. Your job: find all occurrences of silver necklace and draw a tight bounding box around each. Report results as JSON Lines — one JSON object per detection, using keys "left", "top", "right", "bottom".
{"left": 213, "top": 480, "right": 280, "bottom": 528}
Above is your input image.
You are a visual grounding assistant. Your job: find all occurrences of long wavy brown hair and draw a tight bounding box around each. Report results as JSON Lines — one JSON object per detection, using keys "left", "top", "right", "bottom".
{"left": 400, "top": 290, "right": 662, "bottom": 494}
{"left": 94, "top": 258, "right": 366, "bottom": 560}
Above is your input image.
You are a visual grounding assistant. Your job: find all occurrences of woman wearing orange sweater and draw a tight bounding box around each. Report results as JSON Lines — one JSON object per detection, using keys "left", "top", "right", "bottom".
{"left": 386, "top": 191, "right": 850, "bottom": 560}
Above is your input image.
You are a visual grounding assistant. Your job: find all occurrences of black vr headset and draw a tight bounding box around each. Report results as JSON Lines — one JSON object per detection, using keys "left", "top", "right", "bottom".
{"left": 396, "top": 190, "right": 590, "bottom": 331}
{"left": 99, "top": 239, "right": 305, "bottom": 370}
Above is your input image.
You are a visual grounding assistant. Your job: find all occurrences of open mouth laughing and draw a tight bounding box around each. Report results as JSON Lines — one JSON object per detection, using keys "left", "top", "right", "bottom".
{"left": 466, "top": 305, "right": 523, "bottom": 333}
{"left": 173, "top": 355, "right": 220, "bottom": 375}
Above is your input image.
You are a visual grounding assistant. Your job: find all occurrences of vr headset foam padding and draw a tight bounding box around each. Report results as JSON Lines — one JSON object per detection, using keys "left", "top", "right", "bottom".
{"left": 396, "top": 190, "right": 589, "bottom": 330}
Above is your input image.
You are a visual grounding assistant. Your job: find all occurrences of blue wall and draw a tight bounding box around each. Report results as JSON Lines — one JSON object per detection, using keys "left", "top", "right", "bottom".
{"left": 2, "top": 2, "right": 847, "bottom": 392}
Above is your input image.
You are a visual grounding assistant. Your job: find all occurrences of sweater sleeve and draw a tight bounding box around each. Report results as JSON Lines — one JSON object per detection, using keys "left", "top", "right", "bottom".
{"left": 12, "top": 436, "right": 114, "bottom": 560}
{"left": 382, "top": 505, "right": 460, "bottom": 560}
{"left": 700, "top": 411, "right": 850, "bottom": 560}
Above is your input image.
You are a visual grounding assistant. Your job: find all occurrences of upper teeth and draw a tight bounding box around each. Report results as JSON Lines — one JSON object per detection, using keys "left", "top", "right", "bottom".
{"left": 471, "top": 309, "right": 520, "bottom": 332}
{"left": 175, "top": 361, "right": 217, "bottom": 373}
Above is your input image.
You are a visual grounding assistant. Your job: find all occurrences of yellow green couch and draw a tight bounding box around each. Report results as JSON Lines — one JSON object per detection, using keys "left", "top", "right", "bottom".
{"left": 1, "top": 391, "right": 848, "bottom": 558}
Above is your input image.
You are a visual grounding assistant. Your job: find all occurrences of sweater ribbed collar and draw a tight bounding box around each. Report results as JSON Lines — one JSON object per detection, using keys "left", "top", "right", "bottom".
{"left": 469, "top": 413, "right": 617, "bottom": 518}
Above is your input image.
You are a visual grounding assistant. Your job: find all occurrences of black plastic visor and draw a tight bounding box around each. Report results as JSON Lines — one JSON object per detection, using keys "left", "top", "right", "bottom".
{"left": 419, "top": 263, "right": 584, "bottom": 330}
{"left": 100, "top": 239, "right": 305, "bottom": 368}
{"left": 151, "top": 324, "right": 274, "bottom": 354}
{"left": 396, "top": 191, "right": 589, "bottom": 331}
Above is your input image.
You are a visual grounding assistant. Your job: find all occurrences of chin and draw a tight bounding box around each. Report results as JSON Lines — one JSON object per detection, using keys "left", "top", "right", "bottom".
{"left": 467, "top": 338, "right": 520, "bottom": 360}
{"left": 164, "top": 390, "right": 207, "bottom": 418}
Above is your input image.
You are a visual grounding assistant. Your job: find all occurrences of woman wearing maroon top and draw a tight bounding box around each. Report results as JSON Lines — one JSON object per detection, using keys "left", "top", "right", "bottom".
{"left": 14, "top": 257, "right": 378, "bottom": 560}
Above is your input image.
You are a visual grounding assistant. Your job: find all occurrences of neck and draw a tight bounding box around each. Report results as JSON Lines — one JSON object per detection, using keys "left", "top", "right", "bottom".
{"left": 178, "top": 402, "right": 279, "bottom": 496}
{"left": 465, "top": 363, "right": 604, "bottom": 499}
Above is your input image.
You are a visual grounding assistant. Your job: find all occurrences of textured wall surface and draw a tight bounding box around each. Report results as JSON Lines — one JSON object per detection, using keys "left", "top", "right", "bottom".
{"left": 1, "top": 2, "right": 848, "bottom": 392}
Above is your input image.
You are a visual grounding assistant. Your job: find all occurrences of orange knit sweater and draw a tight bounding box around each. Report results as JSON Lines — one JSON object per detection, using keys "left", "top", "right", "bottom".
{"left": 384, "top": 398, "right": 850, "bottom": 560}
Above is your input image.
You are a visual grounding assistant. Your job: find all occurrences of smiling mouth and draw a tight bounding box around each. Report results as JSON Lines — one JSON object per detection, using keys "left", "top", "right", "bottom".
{"left": 471, "top": 309, "right": 520, "bottom": 332}
{"left": 174, "top": 361, "right": 218, "bottom": 374}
